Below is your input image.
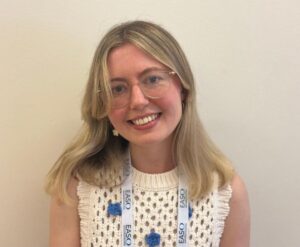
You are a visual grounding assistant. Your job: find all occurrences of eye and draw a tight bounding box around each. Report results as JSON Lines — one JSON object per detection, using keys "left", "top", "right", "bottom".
{"left": 111, "top": 82, "right": 128, "bottom": 96}
{"left": 143, "top": 75, "right": 163, "bottom": 86}
{"left": 149, "top": 76, "right": 161, "bottom": 83}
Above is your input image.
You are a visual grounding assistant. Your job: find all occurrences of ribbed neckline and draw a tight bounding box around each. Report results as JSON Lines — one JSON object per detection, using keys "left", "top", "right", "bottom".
{"left": 132, "top": 166, "right": 179, "bottom": 191}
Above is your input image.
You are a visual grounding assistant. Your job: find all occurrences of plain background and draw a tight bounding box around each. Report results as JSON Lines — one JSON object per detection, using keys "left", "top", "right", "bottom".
{"left": 1, "top": 0, "right": 299, "bottom": 246}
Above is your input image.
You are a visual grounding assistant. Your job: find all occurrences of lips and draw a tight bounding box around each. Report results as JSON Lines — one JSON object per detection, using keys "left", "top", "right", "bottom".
{"left": 130, "top": 113, "right": 160, "bottom": 126}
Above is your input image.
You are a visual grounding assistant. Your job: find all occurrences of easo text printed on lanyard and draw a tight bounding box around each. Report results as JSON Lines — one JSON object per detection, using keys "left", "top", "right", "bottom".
{"left": 121, "top": 153, "right": 189, "bottom": 247}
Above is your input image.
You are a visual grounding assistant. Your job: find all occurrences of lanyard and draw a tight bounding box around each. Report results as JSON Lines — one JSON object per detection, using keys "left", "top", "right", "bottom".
{"left": 121, "top": 153, "right": 189, "bottom": 247}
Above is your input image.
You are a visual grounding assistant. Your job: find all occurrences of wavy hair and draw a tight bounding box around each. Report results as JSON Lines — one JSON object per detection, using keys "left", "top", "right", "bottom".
{"left": 45, "top": 20, "right": 234, "bottom": 203}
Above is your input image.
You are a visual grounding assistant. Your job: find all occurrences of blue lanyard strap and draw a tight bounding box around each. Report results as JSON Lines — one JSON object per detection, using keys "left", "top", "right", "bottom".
{"left": 121, "top": 154, "right": 133, "bottom": 246}
{"left": 177, "top": 178, "right": 188, "bottom": 247}
{"left": 121, "top": 153, "right": 189, "bottom": 247}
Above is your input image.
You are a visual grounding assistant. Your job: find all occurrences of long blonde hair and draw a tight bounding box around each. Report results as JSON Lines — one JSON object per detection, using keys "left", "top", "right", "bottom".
{"left": 45, "top": 20, "right": 234, "bottom": 203}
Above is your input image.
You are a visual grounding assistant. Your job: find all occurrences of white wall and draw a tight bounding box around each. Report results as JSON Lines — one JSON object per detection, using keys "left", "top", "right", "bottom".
{"left": 1, "top": 0, "right": 299, "bottom": 246}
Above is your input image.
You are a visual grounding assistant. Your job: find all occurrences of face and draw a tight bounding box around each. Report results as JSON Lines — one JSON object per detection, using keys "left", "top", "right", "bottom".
{"left": 107, "top": 43, "right": 183, "bottom": 148}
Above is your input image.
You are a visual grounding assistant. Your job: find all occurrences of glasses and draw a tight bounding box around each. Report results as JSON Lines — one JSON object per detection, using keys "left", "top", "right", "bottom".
{"left": 108, "top": 69, "right": 176, "bottom": 109}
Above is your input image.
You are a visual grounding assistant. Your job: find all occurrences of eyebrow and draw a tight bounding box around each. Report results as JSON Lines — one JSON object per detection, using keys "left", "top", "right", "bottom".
{"left": 110, "top": 66, "right": 168, "bottom": 82}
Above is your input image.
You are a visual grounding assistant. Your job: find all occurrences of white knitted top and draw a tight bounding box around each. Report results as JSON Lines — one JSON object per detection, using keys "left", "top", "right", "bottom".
{"left": 77, "top": 167, "right": 232, "bottom": 247}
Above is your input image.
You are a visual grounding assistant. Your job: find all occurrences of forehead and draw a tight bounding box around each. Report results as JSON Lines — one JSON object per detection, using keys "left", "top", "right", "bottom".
{"left": 107, "top": 43, "right": 167, "bottom": 77}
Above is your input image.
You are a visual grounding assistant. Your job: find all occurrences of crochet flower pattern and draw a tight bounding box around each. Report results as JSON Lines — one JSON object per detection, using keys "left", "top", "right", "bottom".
{"left": 107, "top": 202, "right": 122, "bottom": 216}
{"left": 145, "top": 231, "right": 161, "bottom": 247}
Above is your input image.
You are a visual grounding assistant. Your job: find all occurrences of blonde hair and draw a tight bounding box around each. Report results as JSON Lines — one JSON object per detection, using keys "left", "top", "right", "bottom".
{"left": 45, "top": 20, "right": 234, "bottom": 203}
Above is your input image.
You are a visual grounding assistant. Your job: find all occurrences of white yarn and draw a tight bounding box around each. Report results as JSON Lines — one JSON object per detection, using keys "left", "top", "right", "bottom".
{"left": 77, "top": 168, "right": 232, "bottom": 247}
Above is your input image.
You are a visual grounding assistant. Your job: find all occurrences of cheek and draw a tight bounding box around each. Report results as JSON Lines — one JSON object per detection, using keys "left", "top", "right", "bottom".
{"left": 164, "top": 85, "right": 182, "bottom": 107}
{"left": 108, "top": 109, "right": 126, "bottom": 127}
{"left": 160, "top": 95, "right": 182, "bottom": 117}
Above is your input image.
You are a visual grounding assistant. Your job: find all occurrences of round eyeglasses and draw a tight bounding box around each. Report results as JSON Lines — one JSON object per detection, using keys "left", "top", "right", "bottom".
{"left": 108, "top": 69, "right": 176, "bottom": 109}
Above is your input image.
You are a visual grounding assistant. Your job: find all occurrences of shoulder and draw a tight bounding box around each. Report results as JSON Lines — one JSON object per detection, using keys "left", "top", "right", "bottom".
{"left": 67, "top": 176, "right": 80, "bottom": 200}
{"left": 49, "top": 176, "right": 80, "bottom": 247}
{"left": 230, "top": 174, "right": 249, "bottom": 207}
{"left": 219, "top": 174, "right": 250, "bottom": 247}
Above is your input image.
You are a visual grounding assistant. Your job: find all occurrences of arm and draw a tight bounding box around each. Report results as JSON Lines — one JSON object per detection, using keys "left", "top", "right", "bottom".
{"left": 220, "top": 174, "right": 251, "bottom": 247}
{"left": 49, "top": 177, "right": 81, "bottom": 247}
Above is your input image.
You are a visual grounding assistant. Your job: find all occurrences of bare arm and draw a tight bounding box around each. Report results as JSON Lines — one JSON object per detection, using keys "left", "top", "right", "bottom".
{"left": 49, "top": 177, "right": 81, "bottom": 247}
{"left": 220, "top": 174, "right": 251, "bottom": 247}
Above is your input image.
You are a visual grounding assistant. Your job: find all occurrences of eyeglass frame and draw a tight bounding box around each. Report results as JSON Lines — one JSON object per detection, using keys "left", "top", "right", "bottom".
{"left": 98, "top": 69, "right": 177, "bottom": 109}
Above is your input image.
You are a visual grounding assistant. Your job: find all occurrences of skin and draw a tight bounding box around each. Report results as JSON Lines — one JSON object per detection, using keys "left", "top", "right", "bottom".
{"left": 107, "top": 43, "right": 184, "bottom": 173}
{"left": 49, "top": 177, "right": 80, "bottom": 247}
{"left": 220, "top": 175, "right": 251, "bottom": 247}
{"left": 49, "top": 43, "right": 250, "bottom": 246}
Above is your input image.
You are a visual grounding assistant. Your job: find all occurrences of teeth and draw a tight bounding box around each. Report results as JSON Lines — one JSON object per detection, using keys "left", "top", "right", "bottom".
{"left": 132, "top": 114, "right": 158, "bottom": 126}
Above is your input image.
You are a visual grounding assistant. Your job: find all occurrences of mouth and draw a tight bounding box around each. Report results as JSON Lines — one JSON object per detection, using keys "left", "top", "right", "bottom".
{"left": 129, "top": 113, "right": 160, "bottom": 126}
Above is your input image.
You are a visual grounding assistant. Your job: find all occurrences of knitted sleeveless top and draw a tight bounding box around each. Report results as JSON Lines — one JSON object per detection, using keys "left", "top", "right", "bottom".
{"left": 77, "top": 167, "right": 232, "bottom": 247}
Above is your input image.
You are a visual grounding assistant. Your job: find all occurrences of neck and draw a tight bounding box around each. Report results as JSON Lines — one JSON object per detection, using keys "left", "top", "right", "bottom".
{"left": 129, "top": 141, "right": 175, "bottom": 174}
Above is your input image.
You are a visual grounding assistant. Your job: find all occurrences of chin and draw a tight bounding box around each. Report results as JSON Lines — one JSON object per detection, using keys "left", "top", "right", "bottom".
{"left": 128, "top": 134, "right": 173, "bottom": 148}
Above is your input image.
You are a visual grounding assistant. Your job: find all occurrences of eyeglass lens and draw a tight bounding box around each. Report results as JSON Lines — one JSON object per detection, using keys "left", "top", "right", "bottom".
{"left": 110, "top": 70, "right": 175, "bottom": 108}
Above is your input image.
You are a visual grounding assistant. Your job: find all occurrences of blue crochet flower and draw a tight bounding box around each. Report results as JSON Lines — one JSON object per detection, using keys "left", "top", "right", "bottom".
{"left": 107, "top": 202, "right": 122, "bottom": 216}
{"left": 145, "top": 231, "right": 161, "bottom": 247}
{"left": 189, "top": 205, "right": 193, "bottom": 219}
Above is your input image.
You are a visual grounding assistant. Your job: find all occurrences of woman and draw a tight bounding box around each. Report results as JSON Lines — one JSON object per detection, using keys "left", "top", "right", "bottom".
{"left": 46, "top": 20, "right": 250, "bottom": 247}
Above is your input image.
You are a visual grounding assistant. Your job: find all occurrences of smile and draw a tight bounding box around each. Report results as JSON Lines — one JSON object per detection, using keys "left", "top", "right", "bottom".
{"left": 131, "top": 113, "right": 159, "bottom": 126}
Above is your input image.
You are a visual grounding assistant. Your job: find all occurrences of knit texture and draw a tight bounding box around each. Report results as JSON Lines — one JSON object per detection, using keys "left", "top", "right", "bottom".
{"left": 77, "top": 167, "right": 232, "bottom": 247}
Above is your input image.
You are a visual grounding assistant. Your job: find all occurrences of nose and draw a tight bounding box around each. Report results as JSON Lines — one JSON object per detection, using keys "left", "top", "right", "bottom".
{"left": 129, "top": 84, "right": 149, "bottom": 110}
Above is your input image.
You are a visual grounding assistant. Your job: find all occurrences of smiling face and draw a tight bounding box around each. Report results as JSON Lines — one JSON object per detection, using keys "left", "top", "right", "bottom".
{"left": 107, "top": 43, "right": 183, "bottom": 148}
